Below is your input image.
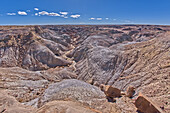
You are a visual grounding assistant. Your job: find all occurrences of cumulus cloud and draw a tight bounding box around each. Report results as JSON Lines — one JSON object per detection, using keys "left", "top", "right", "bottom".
{"left": 18, "top": 11, "right": 27, "bottom": 15}
{"left": 39, "top": 11, "right": 49, "bottom": 15}
{"left": 35, "top": 13, "right": 38, "bottom": 16}
{"left": 70, "top": 14, "right": 80, "bottom": 18}
{"left": 105, "top": 18, "right": 109, "bottom": 20}
{"left": 34, "top": 8, "right": 39, "bottom": 11}
{"left": 48, "top": 12, "right": 60, "bottom": 16}
{"left": 7, "top": 13, "right": 16, "bottom": 16}
{"left": 60, "top": 15, "right": 65, "bottom": 17}
{"left": 90, "top": 18, "right": 95, "bottom": 20}
{"left": 90, "top": 17, "right": 103, "bottom": 20}
{"left": 38, "top": 11, "right": 60, "bottom": 16}
{"left": 60, "top": 12, "right": 68, "bottom": 15}
{"left": 96, "top": 18, "right": 102, "bottom": 20}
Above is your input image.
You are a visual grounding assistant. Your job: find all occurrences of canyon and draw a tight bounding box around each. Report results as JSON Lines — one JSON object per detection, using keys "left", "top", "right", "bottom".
{"left": 0, "top": 25, "right": 169, "bottom": 113}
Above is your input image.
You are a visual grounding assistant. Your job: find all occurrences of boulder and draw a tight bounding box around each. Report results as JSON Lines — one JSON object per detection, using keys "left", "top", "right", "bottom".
{"left": 37, "top": 79, "right": 122, "bottom": 113}
{"left": 100, "top": 85, "right": 121, "bottom": 98}
{"left": 38, "top": 79, "right": 107, "bottom": 108}
{"left": 135, "top": 93, "right": 165, "bottom": 113}
{"left": 126, "top": 86, "right": 135, "bottom": 98}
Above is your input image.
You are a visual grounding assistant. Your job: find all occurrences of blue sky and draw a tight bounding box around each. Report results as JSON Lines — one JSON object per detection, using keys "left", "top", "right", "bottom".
{"left": 0, "top": 0, "right": 170, "bottom": 25}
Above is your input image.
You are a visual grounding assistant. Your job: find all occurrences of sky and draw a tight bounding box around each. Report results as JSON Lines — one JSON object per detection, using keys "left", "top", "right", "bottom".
{"left": 0, "top": 0, "right": 170, "bottom": 25}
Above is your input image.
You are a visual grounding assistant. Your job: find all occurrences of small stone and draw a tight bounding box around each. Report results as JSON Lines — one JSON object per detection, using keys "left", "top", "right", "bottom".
{"left": 121, "top": 91, "right": 126, "bottom": 96}
{"left": 93, "top": 81, "right": 100, "bottom": 87}
{"left": 126, "top": 86, "right": 135, "bottom": 98}
{"left": 87, "top": 78, "right": 94, "bottom": 85}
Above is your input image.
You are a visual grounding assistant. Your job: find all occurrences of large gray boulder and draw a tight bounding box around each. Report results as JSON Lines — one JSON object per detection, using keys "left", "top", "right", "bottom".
{"left": 38, "top": 79, "right": 106, "bottom": 108}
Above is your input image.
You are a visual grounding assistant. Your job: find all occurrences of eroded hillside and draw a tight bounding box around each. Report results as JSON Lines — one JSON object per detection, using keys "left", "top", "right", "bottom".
{"left": 0, "top": 25, "right": 169, "bottom": 113}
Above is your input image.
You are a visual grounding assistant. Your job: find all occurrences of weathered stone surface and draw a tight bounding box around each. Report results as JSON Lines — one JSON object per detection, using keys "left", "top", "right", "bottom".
{"left": 0, "top": 90, "right": 36, "bottom": 113}
{"left": 0, "top": 67, "right": 78, "bottom": 105}
{"left": 37, "top": 79, "right": 122, "bottom": 113}
{"left": 135, "top": 93, "right": 165, "bottom": 113}
{"left": 70, "top": 26, "right": 169, "bottom": 112}
{"left": 40, "top": 67, "right": 78, "bottom": 82}
{"left": 101, "top": 85, "right": 121, "bottom": 98}
{"left": 115, "top": 96, "right": 137, "bottom": 113}
{"left": 0, "top": 28, "right": 72, "bottom": 71}
{"left": 0, "top": 67, "right": 49, "bottom": 103}
{"left": 36, "top": 101, "right": 99, "bottom": 113}
{"left": 38, "top": 79, "right": 106, "bottom": 108}
{"left": 126, "top": 86, "right": 135, "bottom": 98}
{"left": 0, "top": 25, "right": 169, "bottom": 113}
{"left": 29, "top": 41, "right": 71, "bottom": 68}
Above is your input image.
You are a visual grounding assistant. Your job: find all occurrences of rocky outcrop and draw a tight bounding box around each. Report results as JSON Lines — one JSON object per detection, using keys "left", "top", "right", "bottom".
{"left": 37, "top": 79, "right": 122, "bottom": 113}
{"left": 38, "top": 79, "right": 106, "bottom": 108}
{"left": 0, "top": 90, "right": 36, "bottom": 113}
{"left": 28, "top": 41, "right": 71, "bottom": 68}
{"left": 0, "top": 29, "right": 72, "bottom": 71}
{"left": 36, "top": 100, "right": 121, "bottom": 113}
{"left": 0, "top": 67, "right": 78, "bottom": 105}
{"left": 0, "top": 67, "right": 49, "bottom": 103}
{"left": 135, "top": 93, "right": 165, "bottom": 113}
{"left": 0, "top": 25, "right": 169, "bottom": 113}
{"left": 72, "top": 28, "right": 169, "bottom": 112}
{"left": 35, "top": 101, "right": 99, "bottom": 113}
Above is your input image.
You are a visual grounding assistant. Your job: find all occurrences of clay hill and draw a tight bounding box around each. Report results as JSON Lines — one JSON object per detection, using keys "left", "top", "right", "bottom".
{"left": 0, "top": 25, "right": 169, "bottom": 113}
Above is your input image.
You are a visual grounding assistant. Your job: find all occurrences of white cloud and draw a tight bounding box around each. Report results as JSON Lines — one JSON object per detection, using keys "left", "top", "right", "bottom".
{"left": 38, "top": 11, "right": 60, "bottom": 16}
{"left": 90, "top": 17, "right": 102, "bottom": 20}
{"left": 96, "top": 18, "right": 102, "bottom": 20}
{"left": 90, "top": 18, "right": 95, "bottom": 20}
{"left": 60, "top": 12, "right": 68, "bottom": 15}
{"left": 39, "top": 11, "right": 49, "bottom": 15}
{"left": 70, "top": 14, "right": 80, "bottom": 18}
{"left": 34, "top": 8, "right": 39, "bottom": 11}
{"left": 60, "top": 15, "right": 68, "bottom": 18}
{"left": 60, "top": 15, "right": 65, "bottom": 17}
{"left": 48, "top": 12, "right": 60, "bottom": 16}
{"left": 18, "top": 11, "right": 27, "bottom": 15}
{"left": 35, "top": 13, "right": 38, "bottom": 16}
{"left": 105, "top": 18, "right": 109, "bottom": 20}
{"left": 7, "top": 13, "right": 16, "bottom": 16}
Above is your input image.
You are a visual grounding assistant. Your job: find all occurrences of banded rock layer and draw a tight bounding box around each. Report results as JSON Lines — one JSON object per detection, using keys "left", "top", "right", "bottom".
{"left": 0, "top": 25, "right": 169, "bottom": 113}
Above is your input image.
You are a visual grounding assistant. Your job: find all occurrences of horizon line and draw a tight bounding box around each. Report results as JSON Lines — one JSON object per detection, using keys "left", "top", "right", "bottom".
{"left": 0, "top": 23, "right": 170, "bottom": 26}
